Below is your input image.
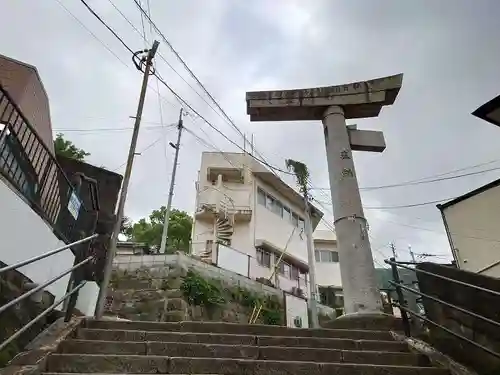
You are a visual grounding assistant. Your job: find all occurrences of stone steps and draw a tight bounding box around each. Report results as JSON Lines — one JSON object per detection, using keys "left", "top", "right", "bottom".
{"left": 39, "top": 319, "right": 450, "bottom": 375}
{"left": 76, "top": 329, "right": 410, "bottom": 351}
{"left": 83, "top": 319, "right": 395, "bottom": 341}
{"left": 59, "top": 340, "right": 426, "bottom": 366}
{"left": 45, "top": 355, "right": 448, "bottom": 375}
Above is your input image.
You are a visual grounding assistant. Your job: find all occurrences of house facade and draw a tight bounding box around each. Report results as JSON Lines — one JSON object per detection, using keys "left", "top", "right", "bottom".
{"left": 0, "top": 54, "right": 103, "bottom": 316}
{"left": 438, "top": 178, "right": 500, "bottom": 278}
{"left": 191, "top": 152, "right": 332, "bottom": 297}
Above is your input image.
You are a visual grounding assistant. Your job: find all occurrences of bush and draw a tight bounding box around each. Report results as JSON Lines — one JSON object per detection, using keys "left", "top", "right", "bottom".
{"left": 180, "top": 270, "right": 225, "bottom": 308}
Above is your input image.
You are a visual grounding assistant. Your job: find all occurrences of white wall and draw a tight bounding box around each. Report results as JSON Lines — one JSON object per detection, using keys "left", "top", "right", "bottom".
{"left": 285, "top": 294, "right": 309, "bottom": 328}
{"left": 442, "top": 185, "right": 500, "bottom": 277}
{"left": 0, "top": 178, "right": 98, "bottom": 313}
{"left": 217, "top": 244, "right": 249, "bottom": 277}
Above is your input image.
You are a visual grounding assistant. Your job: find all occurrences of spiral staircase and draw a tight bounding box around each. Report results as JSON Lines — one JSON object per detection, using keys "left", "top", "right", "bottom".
{"left": 198, "top": 199, "right": 235, "bottom": 263}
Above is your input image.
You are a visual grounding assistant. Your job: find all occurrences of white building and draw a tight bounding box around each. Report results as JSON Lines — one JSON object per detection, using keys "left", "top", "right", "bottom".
{"left": 438, "top": 178, "right": 500, "bottom": 278}
{"left": 191, "top": 152, "right": 343, "bottom": 299}
{"left": 313, "top": 230, "right": 343, "bottom": 307}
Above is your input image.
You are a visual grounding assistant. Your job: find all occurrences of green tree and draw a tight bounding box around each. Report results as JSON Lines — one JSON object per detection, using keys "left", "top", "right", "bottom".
{"left": 122, "top": 207, "right": 193, "bottom": 253}
{"left": 54, "top": 133, "right": 90, "bottom": 161}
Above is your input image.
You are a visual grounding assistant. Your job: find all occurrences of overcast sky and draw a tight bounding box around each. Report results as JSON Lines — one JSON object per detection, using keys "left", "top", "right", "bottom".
{"left": 2, "top": 0, "right": 500, "bottom": 266}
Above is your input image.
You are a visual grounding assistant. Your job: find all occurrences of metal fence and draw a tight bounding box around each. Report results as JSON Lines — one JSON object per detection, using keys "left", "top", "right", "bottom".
{"left": 0, "top": 234, "right": 98, "bottom": 352}
{"left": 0, "top": 84, "right": 96, "bottom": 245}
{"left": 0, "top": 84, "right": 103, "bottom": 352}
{"left": 386, "top": 257, "right": 500, "bottom": 360}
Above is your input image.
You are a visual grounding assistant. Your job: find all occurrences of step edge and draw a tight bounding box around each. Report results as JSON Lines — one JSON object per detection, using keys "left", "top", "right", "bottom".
{"left": 48, "top": 353, "right": 435, "bottom": 369}
{"left": 62, "top": 339, "right": 414, "bottom": 355}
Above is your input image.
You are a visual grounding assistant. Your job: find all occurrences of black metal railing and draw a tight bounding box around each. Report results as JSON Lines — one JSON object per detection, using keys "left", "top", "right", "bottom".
{"left": 0, "top": 84, "right": 95, "bottom": 245}
{"left": 0, "top": 234, "right": 98, "bottom": 352}
{"left": 386, "top": 257, "right": 500, "bottom": 360}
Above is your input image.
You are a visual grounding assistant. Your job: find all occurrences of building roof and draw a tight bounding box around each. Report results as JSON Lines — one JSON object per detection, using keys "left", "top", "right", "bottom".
{"left": 0, "top": 53, "right": 49, "bottom": 100}
{"left": 437, "top": 177, "right": 500, "bottom": 210}
{"left": 313, "top": 229, "right": 337, "bottom": 242}
{"left": 472, "top": 94, "right": 500, "bottom": 127}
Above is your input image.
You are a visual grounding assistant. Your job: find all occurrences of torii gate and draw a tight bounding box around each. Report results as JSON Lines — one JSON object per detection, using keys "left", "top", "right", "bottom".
{"left": 246, "top": 74, "right": 403, "bottom": 316}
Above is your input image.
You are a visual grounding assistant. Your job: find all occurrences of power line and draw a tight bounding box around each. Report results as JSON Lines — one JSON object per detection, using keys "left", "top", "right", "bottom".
{"left": 132, "top": 0, "right": 246, "bottom": 141}
{"left": 313, "top": 196, "right": 456, "bottom": 210}
{"left": 79, "top": 0, "right": 134, "bottom": 54}
{"left": 53, "top": 123, "right": 177, "bottom": 133}
{"left": 312, "top": 159, "right": 500, "bottom": 192}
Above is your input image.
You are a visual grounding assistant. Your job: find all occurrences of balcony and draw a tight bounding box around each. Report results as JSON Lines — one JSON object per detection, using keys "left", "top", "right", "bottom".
{"left": 195, "top": 203, "right": 252, "bottom": 222}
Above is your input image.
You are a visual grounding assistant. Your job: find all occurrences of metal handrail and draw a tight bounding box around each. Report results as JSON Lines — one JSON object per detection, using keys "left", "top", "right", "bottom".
{"left": 388, "top": 280, "right": 500, "bottom": 329}
{"left": 386, "top": 257, "right": 500, "bottom": 360}
{"left": 393, "top": 302, "right": 500, "bottom": 359}
{"left": 0, "top": 234, "right": 98, "bottom": 275}
{"left": 0, "top": 281, "right": 87, "bottom": 352}
{"left": 385, "top": 258, "right": 500, "bottom": 297}
{"left": 0, "top": 256, "right": 92, "bottom": 315}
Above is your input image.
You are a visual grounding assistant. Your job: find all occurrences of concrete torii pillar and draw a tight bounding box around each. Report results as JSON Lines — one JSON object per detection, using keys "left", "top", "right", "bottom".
{"left": 245, "top": 74, "right": 403, "bottom": 317}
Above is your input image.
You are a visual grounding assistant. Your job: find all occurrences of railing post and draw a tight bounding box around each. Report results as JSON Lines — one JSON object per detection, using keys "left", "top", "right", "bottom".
{"left": 390, "top": 257, "right": 411, "bottom": 336}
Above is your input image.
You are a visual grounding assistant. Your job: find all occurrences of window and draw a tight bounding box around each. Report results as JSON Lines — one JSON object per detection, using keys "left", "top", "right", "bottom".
{"left": 291, "top": 212, "right": 299, "bottom": 227}
{"left": 315, "top": 249, "right": 340, "bottom": 263}
{"left": 283, "top": 263, "right": 291, "bottom": 279}
{"left": 291, "top": 265, "right": 299, "bottom": 280}
{"left": 272, "top": 199, "right": 283, "bottom": 217}
{"left": 283, "top": 206, "right": 291, "bottom": 221}
{"left": 266, "top": 194, "right": 274, "bottom": 210}
{"left": 257, "top": 248, "right": 271, "bottom": 268}
{"left": 257, "top": 188, "right": 266, "bottom": 206}
{"left": 298, "top": 218, "right": 305, "bottom": 231}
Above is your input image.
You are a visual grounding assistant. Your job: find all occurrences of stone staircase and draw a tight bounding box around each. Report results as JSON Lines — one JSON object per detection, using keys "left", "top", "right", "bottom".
{"left": 39, "top": 319, "right": 449, "bottom": 375}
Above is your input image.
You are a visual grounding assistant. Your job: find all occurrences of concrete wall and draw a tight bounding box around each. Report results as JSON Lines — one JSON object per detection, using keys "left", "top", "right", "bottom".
{"left": 0, "top": 178, "right": 97, "bottom": 314}
{"left": 417, "top": 262, "right": 500, "bottom": 374}
{"left": 441, "top": 186, "right": 500, "bottom": 277}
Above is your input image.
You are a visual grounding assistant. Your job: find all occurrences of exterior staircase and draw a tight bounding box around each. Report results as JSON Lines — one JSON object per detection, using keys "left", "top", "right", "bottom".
{"left": 40, "top": 319, "right": 449, "bottom": 375}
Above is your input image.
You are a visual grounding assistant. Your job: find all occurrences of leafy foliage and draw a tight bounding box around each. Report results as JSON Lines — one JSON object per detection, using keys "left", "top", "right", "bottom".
{"left": 180, "top": 271, "right": 284, "bottom": 326}
{"left": 181, "top": 270, "right": 225, "bottom": 308}
{"left": 285, "top": 159, "right": 310, "bottom": 197}
{"left": 122, "top": 207, "right": 193, "bottom": 253}
{"left": 54, "top": 133, "right": 90, "bottom": 161}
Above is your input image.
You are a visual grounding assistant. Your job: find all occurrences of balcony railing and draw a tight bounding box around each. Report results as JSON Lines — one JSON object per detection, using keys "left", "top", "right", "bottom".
{"left": 0, "top": 84, "right": 96, "bottom": 246}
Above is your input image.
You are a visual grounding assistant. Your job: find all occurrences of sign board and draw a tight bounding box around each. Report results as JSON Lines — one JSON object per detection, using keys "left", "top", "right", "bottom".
{"left": 67, "top": 191, "right": 82, "bottom": 220}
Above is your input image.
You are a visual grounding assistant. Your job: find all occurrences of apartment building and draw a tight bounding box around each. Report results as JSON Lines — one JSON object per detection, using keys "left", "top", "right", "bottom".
{"left": 191, "top": 152, "right": 331, "bottom": 297}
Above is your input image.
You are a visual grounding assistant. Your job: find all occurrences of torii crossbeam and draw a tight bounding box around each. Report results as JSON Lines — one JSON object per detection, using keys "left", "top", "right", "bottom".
{"left": 246, "top": 74, "right": 403, "bottom": 316}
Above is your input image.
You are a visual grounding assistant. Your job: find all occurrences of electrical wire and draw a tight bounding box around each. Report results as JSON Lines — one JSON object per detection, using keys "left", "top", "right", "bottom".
{"left": 53, "top": 123, "right": 177, "bottom": 133}
{"left": 79, "top": 0, "right": 134, "bottom": 54}
{"left": 132, "top": 0, "right": 247, "bottom": 141}
{"left": 312, "top": 159, "right": 500, "bottom": 192}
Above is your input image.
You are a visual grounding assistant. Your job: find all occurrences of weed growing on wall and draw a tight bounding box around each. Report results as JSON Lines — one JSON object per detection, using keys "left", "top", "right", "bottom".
{"left": 181, "top": 270, "right": 225, "bottom": 308}
{"left": 180, "top": 271, "right": 284, "bottom": 325}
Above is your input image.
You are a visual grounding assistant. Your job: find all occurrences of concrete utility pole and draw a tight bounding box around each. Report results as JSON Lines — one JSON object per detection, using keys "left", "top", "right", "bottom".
{"left": 159, "top": 108, "right": 184, "bottom": 254}
{"left": 245, "top": 74, "right": 403, "bottom": 317}
{"left": 390, "top": 242, "right": 397, "bottom": 259}
{"left": 95, "top": 40, "right": 160, "bottom": 319}
{"left": 408, "top": 244, "right": 416, "bottom": 263}
{"left": 304, "top": 199, "right": 320, "bottom": 328}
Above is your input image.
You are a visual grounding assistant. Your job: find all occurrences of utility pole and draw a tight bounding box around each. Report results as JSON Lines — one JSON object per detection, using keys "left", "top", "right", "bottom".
{"left": 390, "top": 242, "right": 397, "bottom": 259}
{"left": 408, "top": 244, "right": 416, "bottom": 263}
{"left": 304, "top": 198, "right": 320, "bottom": 328}
{"left": 95, "top": 40, "right": 160, "bottom": 319}
{"left": 159, "top": 108, "right": 184, "bottom": 254}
